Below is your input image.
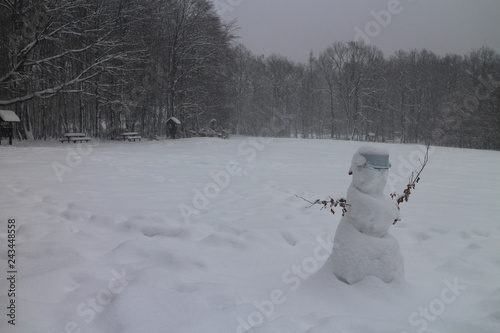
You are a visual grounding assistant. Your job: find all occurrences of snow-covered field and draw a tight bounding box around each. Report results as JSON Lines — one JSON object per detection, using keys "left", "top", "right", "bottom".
{"left": 1, "top": 136, "right": 499, "bottom": 333}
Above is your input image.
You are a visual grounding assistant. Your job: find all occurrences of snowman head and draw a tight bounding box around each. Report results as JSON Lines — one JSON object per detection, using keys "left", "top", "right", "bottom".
{"left": 348, "top": 146, "right": 391, "bottom": 196}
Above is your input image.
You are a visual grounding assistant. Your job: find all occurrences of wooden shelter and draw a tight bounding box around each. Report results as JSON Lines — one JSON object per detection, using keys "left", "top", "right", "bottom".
{"left": 0, "top": 110, "right": 21, "bottom": 145}
{"left": 166, "top": 117, "right": 181, "bottom": 139}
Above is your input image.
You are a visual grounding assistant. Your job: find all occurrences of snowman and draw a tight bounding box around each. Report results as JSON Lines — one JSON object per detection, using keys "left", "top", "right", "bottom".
{"left": 329, "top": 146, "right": 404, "bottom": 284}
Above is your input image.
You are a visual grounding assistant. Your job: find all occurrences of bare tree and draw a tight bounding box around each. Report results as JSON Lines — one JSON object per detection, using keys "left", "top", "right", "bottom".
{"left": 319, "top": 42, "right": 384, "bottom": 140}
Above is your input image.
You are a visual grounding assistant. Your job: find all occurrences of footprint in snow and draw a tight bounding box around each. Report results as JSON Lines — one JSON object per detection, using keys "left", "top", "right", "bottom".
{"left": 460, "top": 229, "right": 491, "bottom": 239}
{"left": 281, "top": 231, "right": 297, "bottom": 246}
{"left": 460, "top": 230, "right": 472, "bottom": 239}
{"left": 466, "top": 242, "right": 481, "bottom": 250}
{"left": 200, "top": 233, "right": 245, "bottom": 249}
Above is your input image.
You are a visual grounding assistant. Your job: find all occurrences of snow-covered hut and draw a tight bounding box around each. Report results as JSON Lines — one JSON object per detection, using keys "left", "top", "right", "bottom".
{"left": 166, "top": 117, "right": 181, "bottom": 139}
{"left": 0, "top": 110, "right": 21, "bottom": 145}
{"left": 166, "top": 117, "right": 181, "bottom": 126}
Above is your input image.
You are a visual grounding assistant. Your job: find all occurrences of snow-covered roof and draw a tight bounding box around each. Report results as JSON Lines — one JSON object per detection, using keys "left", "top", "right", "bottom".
{"left": 167, "top": 117, "right": 181, "bottom": 125}
{"left": 0, "top": 110, "right": 21, "bottom": 122}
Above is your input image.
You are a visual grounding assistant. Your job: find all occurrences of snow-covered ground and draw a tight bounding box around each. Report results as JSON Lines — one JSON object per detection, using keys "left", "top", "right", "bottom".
{"left": 1, "top": 137, "right": 499, "bottom": 333}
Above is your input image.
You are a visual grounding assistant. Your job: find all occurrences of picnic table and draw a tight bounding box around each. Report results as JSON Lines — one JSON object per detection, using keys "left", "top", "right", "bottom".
{"left": 118, "top": 132, "right": 142, "bottom": 141}
{"left": 60, "top": 133, "right": 91, "bottom": 143}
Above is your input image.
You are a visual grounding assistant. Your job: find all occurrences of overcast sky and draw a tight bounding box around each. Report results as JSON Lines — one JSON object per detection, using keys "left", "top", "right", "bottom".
{"left": 211, "top": 0, "right": 500, "bottom": 62}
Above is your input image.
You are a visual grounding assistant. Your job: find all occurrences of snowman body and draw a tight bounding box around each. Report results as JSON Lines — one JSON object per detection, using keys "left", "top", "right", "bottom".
{"left": 330, "top": 146, "right": 404, "bottom": 284}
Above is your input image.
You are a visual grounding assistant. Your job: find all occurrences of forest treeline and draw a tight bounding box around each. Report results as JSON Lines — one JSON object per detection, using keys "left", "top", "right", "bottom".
{"left": 1, "top": 0, "right": 499, "bottom": 149}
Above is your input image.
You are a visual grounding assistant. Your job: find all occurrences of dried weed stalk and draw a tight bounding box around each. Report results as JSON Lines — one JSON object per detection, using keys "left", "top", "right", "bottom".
{"left": 295, "top": 195, "right": 349, "bottom": 216}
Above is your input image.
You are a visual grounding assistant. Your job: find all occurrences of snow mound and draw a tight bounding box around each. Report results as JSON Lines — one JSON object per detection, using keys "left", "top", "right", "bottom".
{"left": 328, "top": 220, "right": 404, "bottom": 284}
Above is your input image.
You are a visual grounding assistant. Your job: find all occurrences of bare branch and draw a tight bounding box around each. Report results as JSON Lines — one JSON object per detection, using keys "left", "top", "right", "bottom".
{"left": 296, "top": 195, "right": 349, "bottom": 216}
{"left": 391, "top": 144, "right": 431, "bottom": 224}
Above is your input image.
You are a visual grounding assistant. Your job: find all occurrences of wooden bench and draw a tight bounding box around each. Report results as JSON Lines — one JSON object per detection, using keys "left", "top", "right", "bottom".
{"left": 60, "top": 133, "right": 91, "bottom": 143}
{"left": 118, "top": 132, "right": 142, "bottom": 141}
